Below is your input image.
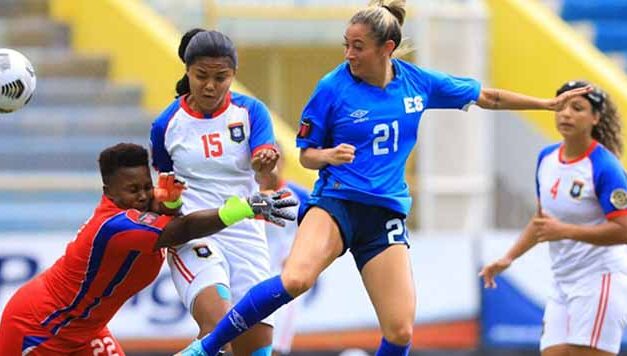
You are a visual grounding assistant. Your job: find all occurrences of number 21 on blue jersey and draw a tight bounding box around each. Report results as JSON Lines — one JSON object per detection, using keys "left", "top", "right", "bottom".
{"left": 373, "top": 120, "right": 399, "bottom": 156}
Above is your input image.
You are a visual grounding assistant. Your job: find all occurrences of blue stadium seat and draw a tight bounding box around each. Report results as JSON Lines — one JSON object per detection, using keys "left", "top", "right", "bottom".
{"left": 559, "top": 1, "right": 627, "bottom": 72}
{"left": 0, "top": 191, "right": 99, "bottom": 232}
{"left": 593, "top": 21, "right": 627, "bottom": 52}
{"left": 561, "top": 0, "right": 627, "bottom": 21}
{"left": 0, "top": 135, "right": 149, "bottom": 171}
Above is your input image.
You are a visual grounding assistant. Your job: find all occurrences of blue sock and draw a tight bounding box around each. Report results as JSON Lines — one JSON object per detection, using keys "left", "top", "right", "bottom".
{"left": 200, "top": 275, "right": 293, "bottom": 355}
{"left": 375, "top": 337, "right": 411, "bottom": 356}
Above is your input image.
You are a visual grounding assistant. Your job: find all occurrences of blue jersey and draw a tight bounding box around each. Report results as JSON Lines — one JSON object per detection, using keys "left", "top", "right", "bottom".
{"left": 296, "top": 59, "right": 481, "bottom": 214}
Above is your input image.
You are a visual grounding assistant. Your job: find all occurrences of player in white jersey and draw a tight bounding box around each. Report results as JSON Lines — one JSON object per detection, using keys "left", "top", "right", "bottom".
{"left": 258, "top": 149, "right": 310, "bottom": 356}
{"left": 150, "top": 29, "right": 279, "bottom": 355}
{"left": 481, "top": 81, "right": 627, "bottom": 356}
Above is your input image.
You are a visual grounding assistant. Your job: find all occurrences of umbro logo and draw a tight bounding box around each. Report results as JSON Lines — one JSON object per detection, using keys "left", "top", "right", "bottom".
{"left": 350, "top": 109, "right": 369, "bottom": 123}
{"left": 229, "top": 310, "right": 249, "bottom": 332}
{"left": 349, "top": 109, "right": 369, "bottom": 118}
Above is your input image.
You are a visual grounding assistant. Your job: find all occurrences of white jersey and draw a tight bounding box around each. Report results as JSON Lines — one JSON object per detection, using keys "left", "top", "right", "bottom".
{"left": 151, "top": 91, "right": 276, "bottom": 248}
{"left": 536, "top": 141, "right": 627, "bottom": 283}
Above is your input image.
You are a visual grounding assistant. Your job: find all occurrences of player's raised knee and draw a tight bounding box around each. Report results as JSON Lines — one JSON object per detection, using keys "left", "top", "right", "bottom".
{"left": 382, "top": 321, "right": 413, "bottom": 345}
{"left": 280, "top": 270, "right": 315, "bottom": 297}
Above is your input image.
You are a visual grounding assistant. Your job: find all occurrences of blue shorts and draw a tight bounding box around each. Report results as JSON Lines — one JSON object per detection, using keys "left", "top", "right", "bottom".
{"left": 302, "top": 197, "right": 410, "bottom": 271}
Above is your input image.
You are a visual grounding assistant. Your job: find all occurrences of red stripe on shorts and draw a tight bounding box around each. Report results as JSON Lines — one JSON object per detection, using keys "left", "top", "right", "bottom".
{"left": 590, "top": 273, "right": 611, "bottom": 348}
{"left": 168, "top": 248, "right": 194, "bottom": 283}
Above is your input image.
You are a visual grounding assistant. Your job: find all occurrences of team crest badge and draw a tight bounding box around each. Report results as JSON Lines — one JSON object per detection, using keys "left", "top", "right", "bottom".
{"left": 193, "top": 244, "right": 212, "bottom": 258}
{"left": 610, "top": 188, "right": 627, "bottom": 209}
{"left": 138, "top": 212, "right": 158, "bottom": 225}
{"left": 569, "top": 180, "right": 584, "bottom": 199}
{"left": 228, "top": 122, "right": 245, "bottom": 143}
{"left": 297, "top": 119, "right": 312, "bottom": 139}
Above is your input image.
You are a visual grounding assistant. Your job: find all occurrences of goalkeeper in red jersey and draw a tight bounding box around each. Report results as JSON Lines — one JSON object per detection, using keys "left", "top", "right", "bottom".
{"left": 0, "top": 143, "right": 295, "bottom": 355}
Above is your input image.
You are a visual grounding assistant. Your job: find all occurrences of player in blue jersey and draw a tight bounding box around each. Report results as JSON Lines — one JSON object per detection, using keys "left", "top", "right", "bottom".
{"left": 177, "top": 1, "right": 594, "bottom": 355}
{"left": 150, "top": 29, "right": 281, "bottom": 356}
{"left": 481, "top": 81, "right": 627, "bottom": 356}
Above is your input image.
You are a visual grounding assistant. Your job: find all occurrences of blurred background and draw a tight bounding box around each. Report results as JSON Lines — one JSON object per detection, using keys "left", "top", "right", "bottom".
{"left": 2, "top": 0, "right": 627, "bottom": 355}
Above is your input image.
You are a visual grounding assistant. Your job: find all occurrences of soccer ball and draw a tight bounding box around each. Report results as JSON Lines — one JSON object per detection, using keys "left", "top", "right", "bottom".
{"left": 0, "top": 48, "right": 36, "bottom": 113}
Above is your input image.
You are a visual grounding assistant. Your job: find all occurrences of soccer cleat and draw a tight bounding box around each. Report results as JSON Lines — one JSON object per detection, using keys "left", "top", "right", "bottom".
{"left": 176, "top": 340, "right": 207, "bottom": 356}
{"left": 176, "top": 339, "right": 225, "bottom": 356}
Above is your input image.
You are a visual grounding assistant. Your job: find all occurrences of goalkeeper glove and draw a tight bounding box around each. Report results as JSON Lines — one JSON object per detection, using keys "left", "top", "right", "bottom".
{"left": 154, "top": 172, "right": 186, "bottom": 209}
{"left": 218, "top": 190, "right": 297, "bottom": 227}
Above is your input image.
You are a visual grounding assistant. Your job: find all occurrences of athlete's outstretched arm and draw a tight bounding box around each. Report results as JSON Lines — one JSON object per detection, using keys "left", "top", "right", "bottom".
{"left": 154, "top": 191, "right": 297, "bottom": 249}
{"left": 479, "top": 211, "right": 540, "bottom": 288}
{"left": 535, "top": 215, "right": 627, "bottom": 246}
{"left": 155, "top": 208, "right": 225, "bottom": 249}
{"left": 476, "top": 86, "right": 593, "bottom": 111}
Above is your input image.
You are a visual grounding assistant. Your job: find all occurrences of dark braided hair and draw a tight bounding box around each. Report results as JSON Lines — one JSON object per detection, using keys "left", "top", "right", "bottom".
{"left": 175, "top": 28, "right": 205, "bottom": 97}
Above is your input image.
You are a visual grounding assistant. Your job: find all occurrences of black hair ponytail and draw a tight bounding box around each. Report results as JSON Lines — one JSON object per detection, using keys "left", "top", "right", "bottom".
{"left": 175, "top": 75, "right": 190, "bottom": 98}
{"left": 175, "top": 28, "right": 206, "bottom": 98}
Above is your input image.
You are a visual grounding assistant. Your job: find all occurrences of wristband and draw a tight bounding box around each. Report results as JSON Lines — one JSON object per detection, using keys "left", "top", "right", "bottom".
{"left": 218, "top": 196, "right": 254, "bottom": 226}
{"left": 163, "top": 197, "right": 183, "bottom": 209}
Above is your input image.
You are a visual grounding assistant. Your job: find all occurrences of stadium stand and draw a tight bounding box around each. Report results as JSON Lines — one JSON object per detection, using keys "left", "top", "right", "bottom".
{"left": 560, "top": 0, "right": 627, "bottom": 67}
{"left": 0, "top": 0, "right": 151, "bottom": 232}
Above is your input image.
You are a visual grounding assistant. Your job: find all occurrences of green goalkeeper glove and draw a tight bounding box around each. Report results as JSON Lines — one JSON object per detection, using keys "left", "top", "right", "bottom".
{"left": 218, "top": 190, "right": 298, "bottom": 227}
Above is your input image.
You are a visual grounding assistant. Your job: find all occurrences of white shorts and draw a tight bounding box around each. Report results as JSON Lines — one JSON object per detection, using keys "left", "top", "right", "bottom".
{"left": 167, "top": 237, "right": 274, "bottom": 326}
{"left": 540, "top": 272, "right": 627, "bottom": 354}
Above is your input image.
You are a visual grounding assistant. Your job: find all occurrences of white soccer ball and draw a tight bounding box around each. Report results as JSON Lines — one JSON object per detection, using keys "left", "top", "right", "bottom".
{"left": 0, "top": 48, "right": 36, "bottom": 113}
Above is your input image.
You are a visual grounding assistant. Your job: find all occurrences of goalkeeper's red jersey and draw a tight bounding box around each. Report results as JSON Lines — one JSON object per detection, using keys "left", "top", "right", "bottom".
{"left": 0, "top": 195, "right": 172, "bottom": 353}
